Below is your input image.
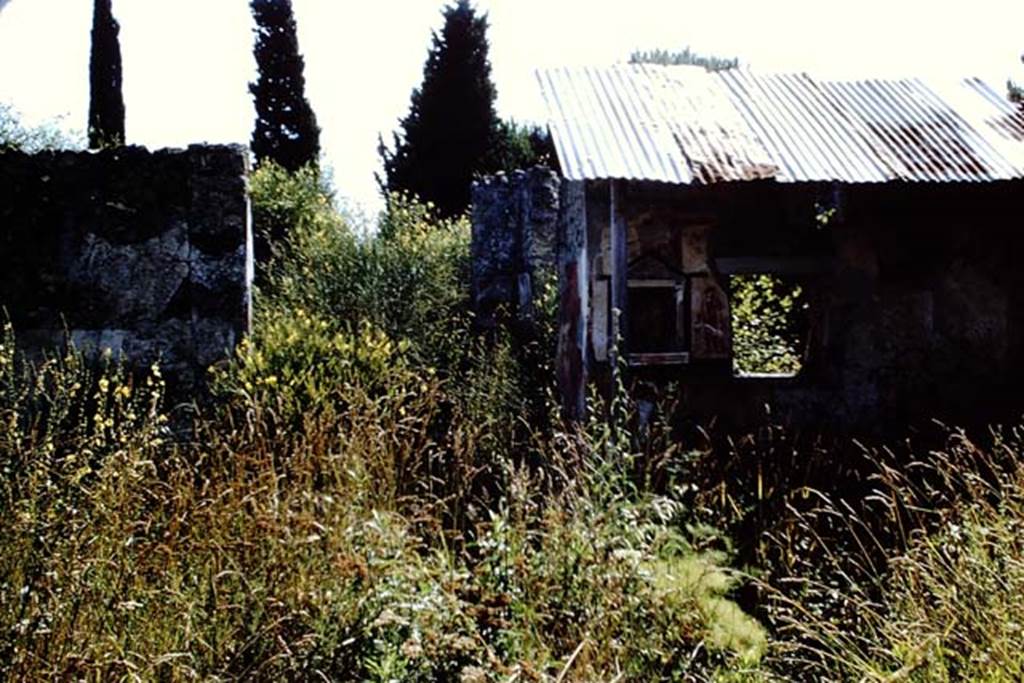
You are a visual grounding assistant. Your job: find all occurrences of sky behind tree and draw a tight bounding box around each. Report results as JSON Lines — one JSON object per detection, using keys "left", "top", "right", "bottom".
{"left": 1, "top": 0, "right": 1022, "bottom": 216}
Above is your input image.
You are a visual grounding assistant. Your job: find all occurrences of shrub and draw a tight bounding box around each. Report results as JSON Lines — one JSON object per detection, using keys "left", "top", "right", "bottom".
{"left": 730, "top": 275, "right": 804, "bottom": 376}
{"left": 248, "top": 160, "right": 340, "bottom": 265}
{"left": 0, "top": 103, "right": 83, "bottom": 153}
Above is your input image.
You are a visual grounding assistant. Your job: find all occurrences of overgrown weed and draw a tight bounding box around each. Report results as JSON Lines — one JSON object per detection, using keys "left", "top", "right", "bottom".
{"left": 0, "top": 168, "right": 765, "bottom": 681}
{"left": 756, "top": 427, "right": 1024, "bottom": 681}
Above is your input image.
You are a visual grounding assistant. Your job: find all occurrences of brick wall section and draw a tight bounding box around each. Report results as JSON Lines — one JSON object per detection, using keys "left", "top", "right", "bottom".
{"left": 0, "top": 144, "right": 252, "bottom": 391}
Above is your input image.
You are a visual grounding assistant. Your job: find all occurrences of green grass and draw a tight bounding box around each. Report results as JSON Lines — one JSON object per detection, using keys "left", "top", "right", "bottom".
{"left": 751, "top": 430, "right": 1024, "bottom": 681}
{"left": 0, "top": 165, "right": 766, "bottom": 681}
{"left": 6, "top": 159, "right": 1023, "bottom": 681}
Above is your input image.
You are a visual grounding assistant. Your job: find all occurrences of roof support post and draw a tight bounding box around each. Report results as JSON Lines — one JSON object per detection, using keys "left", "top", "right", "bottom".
{"left": 556, "top": 179, "right": 589, "bottom": 423}
{"left": 609, "top": 180, "right": 629, "bottom": 385}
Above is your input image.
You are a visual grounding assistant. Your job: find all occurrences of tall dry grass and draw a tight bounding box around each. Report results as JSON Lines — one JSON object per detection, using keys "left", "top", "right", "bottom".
{"left": 0, "top": 167, "right": 767, "bottom": 681}
{"left": 755, "top": 428, "right": 1024, "bottom": 681}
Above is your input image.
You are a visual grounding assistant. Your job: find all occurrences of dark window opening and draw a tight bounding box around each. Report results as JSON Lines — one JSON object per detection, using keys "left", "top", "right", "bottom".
{"left": 627, "top": 280, "right": 687, "bottom": 357}
{"left": 624, "top": 223, "right": 691, "bottom": 365}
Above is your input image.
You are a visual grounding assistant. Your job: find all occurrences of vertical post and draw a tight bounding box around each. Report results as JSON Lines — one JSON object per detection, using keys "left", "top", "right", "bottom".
{"left": 556, "top": 179, "right": 588, "bottom": 422}
{"left": 609, "top": 180, "right": 629, "bottom": 378}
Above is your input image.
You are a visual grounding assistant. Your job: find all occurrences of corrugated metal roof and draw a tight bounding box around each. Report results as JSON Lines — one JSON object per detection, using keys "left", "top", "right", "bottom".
{"left": 536, "top": 65, "right": 1024, "bottom": 184}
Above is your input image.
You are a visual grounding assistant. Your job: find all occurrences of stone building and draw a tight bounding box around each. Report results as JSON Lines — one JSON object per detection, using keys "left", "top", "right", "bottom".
{"left": 474, "top": 65, "right": 1024, "bottom": 431}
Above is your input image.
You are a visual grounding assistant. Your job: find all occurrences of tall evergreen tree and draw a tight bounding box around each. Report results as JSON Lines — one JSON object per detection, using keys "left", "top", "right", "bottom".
{"left": 88, "top": 0, "right": 125, "bottom": 149}
{"left": 249, "top": 0, "right": 320, "bottom": 172}
{"left": 378, "top": 0, "right": 501, "bottom": 218}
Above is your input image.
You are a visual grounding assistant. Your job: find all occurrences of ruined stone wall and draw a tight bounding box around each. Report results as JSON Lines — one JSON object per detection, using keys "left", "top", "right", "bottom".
{"left": 473, "top": 172, "right": 1024, "bottom": 432}
{"left": 470, "top": 168, "right": 559, "bottom": 325}
{"left": 0, "top": 145, "right": 252, "bottom": 391}
{"left": 670, "top": 181, "right": 1024, "bottom": 432}
{"left": 815, "top": 182, "right": 1024, "bottom": 427}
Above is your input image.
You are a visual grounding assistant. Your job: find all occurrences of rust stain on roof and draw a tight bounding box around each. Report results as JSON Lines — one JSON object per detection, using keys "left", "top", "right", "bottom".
{"left": 536, "top": 65, "right": 1024, "bottom": 185}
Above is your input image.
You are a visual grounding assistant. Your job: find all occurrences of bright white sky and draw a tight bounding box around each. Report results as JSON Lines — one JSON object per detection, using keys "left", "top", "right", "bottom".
{"left": 1, "top": 0, "right": 1022, "bottom": 217}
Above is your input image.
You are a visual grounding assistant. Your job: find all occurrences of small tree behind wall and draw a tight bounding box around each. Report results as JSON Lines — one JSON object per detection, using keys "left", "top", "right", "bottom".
{"left": 249, "top": 0, "right": 321, "bottom": 172}
{"left": 629, "top": 46, "right": 739, "bottom": 72}
{"left": 378, "top": 0, "right": 502, "bottom": 218}
{"left": 88, "top": 0, "right": 125, "bottom": 148}
{"left": 1010, "top": 54, "right": 1023, "bottom": 103}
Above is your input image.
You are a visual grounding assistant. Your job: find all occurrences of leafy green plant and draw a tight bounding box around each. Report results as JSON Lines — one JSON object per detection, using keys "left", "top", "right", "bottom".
{"left": 730, "top": 275, "right": 804, "bottom": 376}
{"left": 485, "top": 119, "right": 558, "bottom": 174}
{"left": 0, "top": 103, "right": 83, "bottom": 153}
{"left": 248, "top": 160, "right": 340, "bottom": 264}
{"left": 1, "top": 165, "right": 772, "bottom": 681}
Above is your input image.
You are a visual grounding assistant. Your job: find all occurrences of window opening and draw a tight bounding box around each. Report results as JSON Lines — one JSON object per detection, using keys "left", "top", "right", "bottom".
{"left": 625, "top": 245, "right": 689, "bottom": 365}
{"left": 729, "top": 274, "right": 807, "bottom": 376}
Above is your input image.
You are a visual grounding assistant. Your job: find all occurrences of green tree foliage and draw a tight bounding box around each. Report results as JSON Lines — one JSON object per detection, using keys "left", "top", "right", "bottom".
{"left": 379, "top": 1, "right": 552, "bottom": 218}
{"left": 630, "top": 46, "right": 739, "bottom": 71}
{"left": 730, "top": 274, "right": 804, "bottom": 375}
{"left": 88, "top": 0, "right": 125, "bottom": 148}
{"left": 248, "top": 160, "right": 333, "bottom": 265}
{"left": 1, "top": 103, "right": 83, "bottom": 152}
{"left": 378, "top": 0, "right": 498, "bottom": 218}
{"left": 487, "top": 119, "right": 559, "bottom": 175}
{"left": 249, "top": 0, "right": 320, "bottom": 172}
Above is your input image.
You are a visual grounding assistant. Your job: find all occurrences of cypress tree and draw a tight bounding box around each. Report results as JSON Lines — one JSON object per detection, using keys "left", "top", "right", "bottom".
{"left": 88, "top": 0, "right": 125, "bottom": 149}
{"left": 379, "top": 0, "right": 500, "bottom": 218}
{"left": 249, "top": 0, "right": 321, "bottom": 172}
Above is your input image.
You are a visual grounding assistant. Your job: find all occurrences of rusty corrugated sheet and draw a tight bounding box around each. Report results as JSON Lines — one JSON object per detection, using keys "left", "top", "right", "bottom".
{"left": 816, "top": 77, "right": 1019, "bottom": 182}
{"left": 719, "top": 70, "right": 893, "bottom": 182}
{"left": 536, "top": 65, "right": 775, "bottom": 185}
{"left": 536, "top": 65, "right": 1024, "bottom": 185}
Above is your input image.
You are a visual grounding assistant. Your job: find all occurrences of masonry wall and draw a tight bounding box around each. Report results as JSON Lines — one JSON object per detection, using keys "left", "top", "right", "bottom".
{"left": 0, "top": 145, "right": 252, "bottom": 391}
{"left": 470, "top": 168, "right": 559, "bottom": 326}
{"left": 812, "top": 182, "right": 1024, "bottom": 427}
{"left": 658, "top": 181, "right": 1024, "bottom": 432}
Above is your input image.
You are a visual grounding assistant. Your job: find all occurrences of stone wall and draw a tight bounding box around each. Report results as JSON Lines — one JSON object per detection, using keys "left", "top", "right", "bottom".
{"left": 470, "top": 170, "right": 1024, "bottom": 432}
{"left": 0, "top": 144, "right": 252, "bottom": 391}
{"left": 627, "top": 181, "right": 1024, "bottom": 433}
{"left": 470, "top": 167, "right": 559, "bottom": 325}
